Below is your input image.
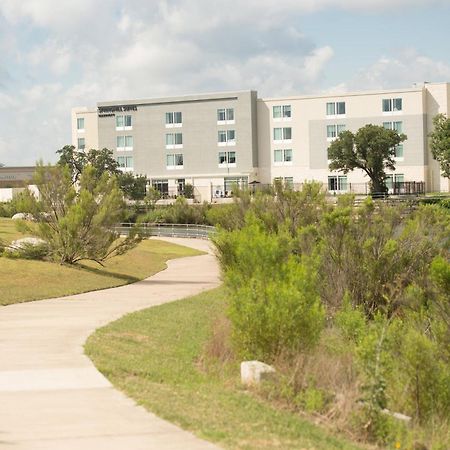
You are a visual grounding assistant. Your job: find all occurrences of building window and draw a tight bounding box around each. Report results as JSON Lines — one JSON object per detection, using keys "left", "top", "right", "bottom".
{"left": 117, "top": 156, "right": 133, "bottom": 170}
{"left": 217, "top": 108, "right": 234, "bottom": 124}
{"left": 273, "top": 127, "right": 292, "bottom": 142}
{"left": 274, "top": 149, "right": 292, "bottom": 164}
{"left": 116, "top": 115, "right": 132, "bottom": 130}
{"left": 273, "top": 105, "right": 291, "bottom": 119}
{"left": 77, "top": 117, "right": 85, "bottom": 131}
{"left": 383, "top": 121, "right": 403, "bottom": 133}
{"left": 218, "top": 130, "right": 236, "bottom": 146}
{"left": 327, "top": 124, "right": 346, "bottom": 139}
{"left": 166, "top": 153, "right": 184, "bottom": 169}
{"left": 274, "top": 177, "right": 294, "bottom": 188}
{"left": 165, "top": 112, "right": 182, "bottom": 128}
{"left": 152, "top": 179, "right": 169, "bottom": 195}
{"left": 385, "top": 174, "right": 404, "bottom": 190}
{"left": 284, "top": 177, "right": 294, "bottom": 187}
{"left": 326, "top": 102, "right": 346, "bottom": 116}
{"left": 224, "top": 176, "right": 248, "bottom": 192}
{"left": 382, "top": 98, "right": 402, "bottom": 113}
{"left": 117, "top": 135, "right": 133, "bottom": 150}
{"left": 166, "top": 133, "right": 183, "bottom": 148}
{"left": 328, "top": 175, "right": 348, "bottom": 192}
{"left": 394, "top": 144, "right": 404, "bottom": 158}
{"left": 77, "top": 138, "right": 85, "bottom": 150}
{"left": 218, "top": 151, "right": 236, "bottom": 167}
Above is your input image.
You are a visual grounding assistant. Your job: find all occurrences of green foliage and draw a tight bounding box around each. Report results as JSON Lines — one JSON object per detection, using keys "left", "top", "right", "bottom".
{"left": 214, "top": 216, "right": 325, "bottom": 361}
{"left": 335, "top": 294, "right": 366, "bottom": 344}
{"left": 319, "top": 200, "right": 445, "bottom": 317}
{"left": 4, "top": 241, "right": 50, "bottom": 260}
{"left": 205, "top": 204, "right": 240, "bottom": 229}
{"left": 0, "top": 190, "right": 36, "bottom": 217}
{"left": 210, "top": 182, "right": 450, "bottom": 447}
{"left": 23, "top": 164, "right": 141, "bottom": 265}
{"left": 429, "top": 113, "right": 450, "bottom": 178}
{"left": 183, "top": 183, "right": 194, "bottom": 199}
{"left": 56, "top": 145, "right": 120, "bottom": 183}
{"left": 139, "top": 197, "right": 210, "bottom": 224}
{"left": 118, "top": 172, "right": 147, "bottom": 200}
{"left": 328, "top": 124, "right": 407, "bottom": 195}
{"left": 143, "top": 186, "right": 162, "bottom": 209}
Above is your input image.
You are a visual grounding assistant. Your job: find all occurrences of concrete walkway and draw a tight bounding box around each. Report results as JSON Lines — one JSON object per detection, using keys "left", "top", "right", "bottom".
{"left": 0, "top": 238, "right": 221, "bottom": 449}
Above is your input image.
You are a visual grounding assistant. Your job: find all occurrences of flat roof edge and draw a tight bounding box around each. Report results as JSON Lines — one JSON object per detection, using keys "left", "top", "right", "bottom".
{"left": 97, "top": 89, "right": 256, "bottom": 107}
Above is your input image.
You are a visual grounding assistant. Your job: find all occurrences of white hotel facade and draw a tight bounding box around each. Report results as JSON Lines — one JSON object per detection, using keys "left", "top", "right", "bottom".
{"left": 72, "top": 82, "right": 450, "bottom": 201}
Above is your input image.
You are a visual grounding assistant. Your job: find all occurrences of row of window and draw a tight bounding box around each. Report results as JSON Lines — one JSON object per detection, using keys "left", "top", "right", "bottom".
{"left": 77, "top": 107, "right": 236, "bottom": 133}
{"left": 113, "top": 131, "right": 238, "bottom": 151}
{"left": 77, "top": 96, "right": 406, "bottom": 134}
{"left": 269, "top": 97, "right": 403, "bottom": 121}
{"left": 116, "top": 152, "right": 238, "bottom": 171}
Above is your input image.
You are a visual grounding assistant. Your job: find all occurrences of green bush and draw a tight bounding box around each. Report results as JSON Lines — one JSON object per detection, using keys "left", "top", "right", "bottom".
{"left": 209, "top": 183, "right": 450, "bottom": 447}
{"left": 138, "top": 197, "right": 210, "bottom": 225}
{"left": 4, "top": 242, "right": 50, "bottom": 260}
{"left": 214, "top": 216, "right": 325, "bottom": 361}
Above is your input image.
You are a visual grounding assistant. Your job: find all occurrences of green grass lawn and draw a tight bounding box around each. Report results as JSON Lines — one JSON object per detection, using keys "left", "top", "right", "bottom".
{"left": 0, "top": 218, "right": 202, "bottom": 306}
{"left": 86, "top": 287, "right": 365, "bottom": 450}
{"left": 0, "top": 217, "right": 30, "bottom": 243}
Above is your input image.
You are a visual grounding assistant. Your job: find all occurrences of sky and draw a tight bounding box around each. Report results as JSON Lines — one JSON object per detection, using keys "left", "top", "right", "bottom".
{"left": 0, "top": 0, "right": 450, "bottom": 166}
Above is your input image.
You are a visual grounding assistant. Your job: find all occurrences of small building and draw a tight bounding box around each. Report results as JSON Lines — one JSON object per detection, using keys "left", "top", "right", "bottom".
{"left": 0, "top": 166, "right": 36, "bottom": 202}
{"left": 0, "top": 166, "right": 35, "bottom": 188}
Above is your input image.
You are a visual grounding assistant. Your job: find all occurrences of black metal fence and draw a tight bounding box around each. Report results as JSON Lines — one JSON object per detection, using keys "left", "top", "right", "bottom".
{"left": 212, "top": 181, "right": 426, "bottom": 197}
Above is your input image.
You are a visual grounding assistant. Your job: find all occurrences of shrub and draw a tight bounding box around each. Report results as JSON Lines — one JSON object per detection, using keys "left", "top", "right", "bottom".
{"left": 5, "top": 241, "right": 50, "bottom": 260}
{"left": 215, "top": 216, "right": 325, "bottom": 361}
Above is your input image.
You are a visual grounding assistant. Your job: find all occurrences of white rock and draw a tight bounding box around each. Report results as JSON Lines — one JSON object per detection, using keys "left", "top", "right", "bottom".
{"left": 241, "top": 360, "right": 276, "bottom": 386}
{"left": 382, "top": 409, "right": 412, "bottom": 423}
{"left": 10, "top": 237, "right": 47, "bottom": 249}
{"left": 12, "top": 213, "right": 33, "bottom": 221}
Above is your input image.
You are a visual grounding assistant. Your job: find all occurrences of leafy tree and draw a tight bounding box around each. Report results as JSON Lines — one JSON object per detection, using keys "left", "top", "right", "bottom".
{"left": 22, "top": 163, "right": 140, "bottom": 265}
{"left": 328, "top": 124, "right": 406, "bottom": 196}
{"left": 429, "top": 113, "right": 450, "bottom": 178}
{"left": 56, "top": 145, "right": 120, "bottom": 183}
{"left": 118, "top": 172, "right": 148, "bottom": 200}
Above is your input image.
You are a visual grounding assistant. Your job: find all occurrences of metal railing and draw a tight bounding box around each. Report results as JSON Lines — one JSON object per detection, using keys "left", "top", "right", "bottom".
{"left": 150, "top": 186, "right": 202, "bottom": 203}
{"left": 222, "top": 181, "right": 426, "bottom": 197}
{"left": 116, "top": 222, "right": 216, "bottom": 239}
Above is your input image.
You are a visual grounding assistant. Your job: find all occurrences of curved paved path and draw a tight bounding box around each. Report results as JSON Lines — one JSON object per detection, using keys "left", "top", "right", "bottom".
{"left": 0, "top": 238, "right": 221, "bottom": 450}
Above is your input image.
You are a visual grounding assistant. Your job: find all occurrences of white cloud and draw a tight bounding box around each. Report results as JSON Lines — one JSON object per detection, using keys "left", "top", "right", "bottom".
{"left": 0, "top": 0, "right": 94, "bottom": 28}
{"left": 0, "top": 0, "right": 448, "bottom": 166}
{"left": 27, "top": 40, "right": 72, "bottom": 75}
{"left": 341, "top": 50, "right": 450, "bottom": 91}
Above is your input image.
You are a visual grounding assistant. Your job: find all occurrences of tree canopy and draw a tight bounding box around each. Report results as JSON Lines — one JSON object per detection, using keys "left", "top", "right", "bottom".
{"left": 21, "top": 163, "right": 141, "bottom": 265}
{"left": 56, "top": 145, "right": 148, "bottom": 200}
{"left": 56, "top": 145, "right": 120, "bottom": 183}
{"left": 328, "top": 124, "right": 406, "bottom": 195}
{"left": 429, "top": 113, "right": 450, "bottom": 179}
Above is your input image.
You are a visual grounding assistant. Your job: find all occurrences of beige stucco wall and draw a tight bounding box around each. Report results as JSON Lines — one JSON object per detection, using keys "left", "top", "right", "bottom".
{"left": 258, "top": 87, "right": 429, "bottom": 186}
{"left": 71, "top": 107, "right": 99, "bottom": 151}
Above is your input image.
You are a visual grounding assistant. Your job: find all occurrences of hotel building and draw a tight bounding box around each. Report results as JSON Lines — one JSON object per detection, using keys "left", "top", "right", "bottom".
{"left": 72, "top": 82, "right": 450, "bottom": 201}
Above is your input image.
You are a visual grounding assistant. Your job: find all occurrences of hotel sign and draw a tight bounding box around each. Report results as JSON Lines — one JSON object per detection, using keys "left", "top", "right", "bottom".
{"left": 98, "top": 105, "right": 138, "bottom": 117}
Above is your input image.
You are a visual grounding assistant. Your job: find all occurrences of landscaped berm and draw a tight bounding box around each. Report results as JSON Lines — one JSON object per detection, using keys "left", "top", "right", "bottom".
{"left": 0, "top": 217, "right": 202, "bottom": 305}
